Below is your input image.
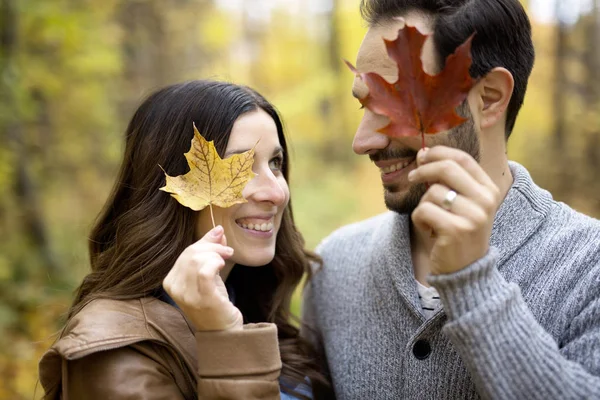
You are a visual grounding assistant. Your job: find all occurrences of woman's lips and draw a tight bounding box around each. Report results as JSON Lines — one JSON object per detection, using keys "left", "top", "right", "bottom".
{"left": 235, "top": 216, "right": 275, "bottom": 238}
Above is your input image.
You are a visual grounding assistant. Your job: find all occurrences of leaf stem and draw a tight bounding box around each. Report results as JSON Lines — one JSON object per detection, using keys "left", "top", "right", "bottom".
{"left": 209, "top": 204, "right": 216, "bottom": 228}
{"left": 421, "top": 128, "right": 435, "bottom": 237}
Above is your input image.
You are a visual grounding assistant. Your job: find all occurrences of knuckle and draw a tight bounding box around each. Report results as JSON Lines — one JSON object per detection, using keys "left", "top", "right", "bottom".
{"left": 420, "top": 189, "right": 432, "bottom": 203}
{"left": 412, "top": 205, "right": 425, "bottom": 220}
{"left": 461, "top": 221, "right": 478, "bottom": 234}
{"left": 180, "top": 292, "right": 196, "bottom": 306}
{"left": 442, "top": 160, "right": 459, "bottom": 177}
{"left": 197, "top": 268, "right": 214, "bottom": 281}
{"left": 479, "top": 191, "right": 497, "bottom": 212}
{"left": 430, "top": 183, "right": 445, "bottom": 196}
{"left": 455, "top": 151, "right": 471, "bottom": 167}
{"left": 191, "top": 253, "right": 211, "bottom": 265}
{"left": 471, "top": 209, "right": 488, "bottom": 226}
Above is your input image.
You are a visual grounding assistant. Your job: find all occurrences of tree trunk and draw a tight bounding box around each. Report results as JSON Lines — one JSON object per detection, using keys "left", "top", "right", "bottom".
{"left": 553, "top": 20, "right": 568, "bottom": 150}
{"left": 1, "top": 0, "right": 58, "bottom": 274}
{"left": 117, "top": 0, "right": 169, "bottom": 120}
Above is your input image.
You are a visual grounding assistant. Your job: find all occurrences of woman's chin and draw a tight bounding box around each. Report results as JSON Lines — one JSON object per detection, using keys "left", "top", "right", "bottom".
{"left": 232, "top": 251, "right": 275, "bottom": 267}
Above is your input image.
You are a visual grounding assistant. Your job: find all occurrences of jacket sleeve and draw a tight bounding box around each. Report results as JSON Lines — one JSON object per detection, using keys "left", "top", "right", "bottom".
{"left": 428, "top": 249, "right": 600, "bottom": 399}
{"left": 195, "top": 322, "right": 282, "bottom": 400}
{"left": 64, "top": 346, "right": 187, "bottom": 400}
{"left": 62, "top": 323, "right": 282, "bottom": 400}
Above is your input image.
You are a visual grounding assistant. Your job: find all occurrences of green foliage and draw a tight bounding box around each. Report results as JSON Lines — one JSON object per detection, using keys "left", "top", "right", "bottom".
{"left": 1, "top": 1, "right": 599, "bottom": 398}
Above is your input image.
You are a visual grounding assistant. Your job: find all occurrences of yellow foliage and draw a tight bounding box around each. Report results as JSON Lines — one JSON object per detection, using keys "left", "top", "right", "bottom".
{"left": 160, "top": 125, "right": 256, "bottom": 212}
{"left": 4, "top": 2, "right": 600, "bottom": 399}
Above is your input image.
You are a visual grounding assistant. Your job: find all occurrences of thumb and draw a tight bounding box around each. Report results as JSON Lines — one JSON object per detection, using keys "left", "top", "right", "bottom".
{"left": 203, "top": 225, "right": 228, "bottom": 247}
{"left": 202, "top": 225, "right": 225, "bottom": 243}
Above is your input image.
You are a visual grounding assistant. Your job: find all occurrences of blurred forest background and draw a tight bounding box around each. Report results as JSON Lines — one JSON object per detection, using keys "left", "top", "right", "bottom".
{"left": 1, "top": 0, "right": 599, "bottom": 397}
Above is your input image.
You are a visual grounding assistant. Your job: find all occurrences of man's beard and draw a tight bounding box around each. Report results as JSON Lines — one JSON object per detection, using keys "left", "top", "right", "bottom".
{"left": 375, "top": 104, "right": 480, "bottom": 214}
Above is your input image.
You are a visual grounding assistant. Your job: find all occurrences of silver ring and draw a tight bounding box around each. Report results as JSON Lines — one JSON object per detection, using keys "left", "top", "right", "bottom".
{"left": 442, "top": 190, "right": 458, "bottom": 211}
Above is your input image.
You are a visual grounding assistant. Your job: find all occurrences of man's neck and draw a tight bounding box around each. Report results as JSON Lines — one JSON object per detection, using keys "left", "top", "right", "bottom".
{"left": 410, "top": 155, "right": 513, "bottom": 285}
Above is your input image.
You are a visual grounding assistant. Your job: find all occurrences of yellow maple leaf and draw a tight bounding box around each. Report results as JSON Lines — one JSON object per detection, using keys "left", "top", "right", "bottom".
{"left": 160, "top": 124, "right": 256, "bottom": 225}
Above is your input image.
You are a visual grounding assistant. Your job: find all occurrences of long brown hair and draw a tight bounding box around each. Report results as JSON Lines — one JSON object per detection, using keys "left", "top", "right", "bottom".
{"left": 68, "top": 80, "right": 330, "bottom": 397}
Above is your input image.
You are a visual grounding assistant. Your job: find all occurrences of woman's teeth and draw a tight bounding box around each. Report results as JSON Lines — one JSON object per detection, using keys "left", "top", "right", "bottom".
{"left": 237, "top": 221, "right": 274, "bottom": 232}
{"left": 381, "top": 160, "right": 412, "bottom": 174}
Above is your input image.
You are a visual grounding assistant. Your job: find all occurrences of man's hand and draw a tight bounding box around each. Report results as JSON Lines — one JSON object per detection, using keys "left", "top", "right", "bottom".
{"left": 408, "top": 146, "right": 502, "bottom": 275}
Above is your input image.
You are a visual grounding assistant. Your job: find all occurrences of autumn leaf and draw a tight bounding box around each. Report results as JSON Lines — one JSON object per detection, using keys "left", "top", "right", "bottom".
{"left": 160, "top": 124, "right": 256, "bottom": 224}
{"left": 346, "top": 25, "right": 475, "bottom": 139}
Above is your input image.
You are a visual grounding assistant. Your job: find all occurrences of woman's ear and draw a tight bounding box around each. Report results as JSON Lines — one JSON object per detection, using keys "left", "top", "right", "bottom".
{"left": 478, "top": 67, "right": 514, "bottom": 130}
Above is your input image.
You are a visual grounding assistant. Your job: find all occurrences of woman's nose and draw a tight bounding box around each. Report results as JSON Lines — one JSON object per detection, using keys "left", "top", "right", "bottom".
{"left": 244, "top": 170, "right": 287, "bottom": 206}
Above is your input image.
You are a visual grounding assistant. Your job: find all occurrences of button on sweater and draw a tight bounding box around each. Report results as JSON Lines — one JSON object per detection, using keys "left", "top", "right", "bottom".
{"left": 303, "top": 162, "right": 600, "bottom": 400}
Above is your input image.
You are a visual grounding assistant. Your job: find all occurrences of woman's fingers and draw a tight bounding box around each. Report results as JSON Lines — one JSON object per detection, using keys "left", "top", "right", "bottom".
{"left": 164, "top": 225, "right": 243, "bottom": 331}
{"left": 194, "top": 225, "right": 229, "bottom": 247}
{"left": 190, "top": 242, "right": 234, "bottom": 259}
{"left": 195, "top": 254, "right": 226, "bottom": 298}
{"left": 189, "top": 225, "right": 232, "bottom": 258}
{"left": 163, "top": 226, "right": 232, "bottom": 300}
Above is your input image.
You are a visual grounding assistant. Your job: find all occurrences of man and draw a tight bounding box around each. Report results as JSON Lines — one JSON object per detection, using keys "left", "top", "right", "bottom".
{"left": 303, "top": 1, "right": 600, "bottom": 399}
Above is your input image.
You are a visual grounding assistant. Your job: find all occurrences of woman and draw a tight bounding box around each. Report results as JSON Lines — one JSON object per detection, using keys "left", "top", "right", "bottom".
{"left": 38, "top": 80, "right": 331, "bottom": 399}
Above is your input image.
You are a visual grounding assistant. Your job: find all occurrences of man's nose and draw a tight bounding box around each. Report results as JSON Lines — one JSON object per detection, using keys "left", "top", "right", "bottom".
{"left": 352, "top": 111, "right": 391, "bottom": 155}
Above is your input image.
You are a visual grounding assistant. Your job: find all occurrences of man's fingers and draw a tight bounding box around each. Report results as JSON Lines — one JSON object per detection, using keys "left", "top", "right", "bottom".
{"left": 417, "top": 146, "right": 496, "bottom": 189}
{"left": 410, "top": 160, "right": 483, "bottom": 200}
{"left": 412, "top": 201, "right": 471, "bottom": 235}
{"left": 421, "top": 184, "right": 488, "bottom": 223}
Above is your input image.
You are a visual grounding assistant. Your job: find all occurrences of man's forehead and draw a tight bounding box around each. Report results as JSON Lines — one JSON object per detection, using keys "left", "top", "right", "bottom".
{"left": 356, "top": 23, "right": 401, "bottom": 69}
{"left": 353, "top": 12, "right": 438, "bottom": 92}
{"left": 356, "top": 38, "right": 396, "bottom": 73}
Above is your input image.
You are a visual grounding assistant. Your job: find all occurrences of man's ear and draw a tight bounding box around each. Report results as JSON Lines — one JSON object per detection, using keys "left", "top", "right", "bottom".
{"left": 478, "top": 67, "right": 514, "bottom": 130}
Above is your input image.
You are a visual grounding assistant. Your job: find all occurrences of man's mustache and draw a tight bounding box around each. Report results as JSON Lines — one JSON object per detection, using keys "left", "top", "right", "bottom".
{"left": 369, "top": 148, "right": 418, "bottom": 162}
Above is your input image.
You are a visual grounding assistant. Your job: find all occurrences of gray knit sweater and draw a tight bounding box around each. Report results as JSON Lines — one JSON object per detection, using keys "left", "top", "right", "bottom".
{"left": 303, "top": 162, "right": 600, "bottom": 399}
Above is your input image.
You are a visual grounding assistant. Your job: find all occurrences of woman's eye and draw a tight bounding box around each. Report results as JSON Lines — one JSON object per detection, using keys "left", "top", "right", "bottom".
{"left": 269, "top": 156, "right": 283, "bottom": 171}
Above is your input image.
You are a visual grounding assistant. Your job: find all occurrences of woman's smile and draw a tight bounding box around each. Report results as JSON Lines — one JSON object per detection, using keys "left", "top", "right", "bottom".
{"left": 235, "top": 214, "right": 276, "bottom": 237}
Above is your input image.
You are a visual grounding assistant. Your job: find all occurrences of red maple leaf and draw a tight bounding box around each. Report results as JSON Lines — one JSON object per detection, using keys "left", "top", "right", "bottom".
{"left": 346, "top": 26, "right": 475, "bottom": 144}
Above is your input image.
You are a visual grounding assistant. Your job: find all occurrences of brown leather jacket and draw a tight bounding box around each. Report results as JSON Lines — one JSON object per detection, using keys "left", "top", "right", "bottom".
{"left": 38, "top": 297, "right": 282, "bottom": 399}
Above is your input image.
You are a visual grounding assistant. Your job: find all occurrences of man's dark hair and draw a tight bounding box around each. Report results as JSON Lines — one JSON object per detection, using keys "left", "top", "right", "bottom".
{"left": 360, "top": 0, "right": 535, "bottom": 138}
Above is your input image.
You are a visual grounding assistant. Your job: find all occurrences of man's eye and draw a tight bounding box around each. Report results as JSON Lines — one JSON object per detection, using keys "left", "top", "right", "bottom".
{"left": 269, "top": 156, "right": 283, "bottom": 171}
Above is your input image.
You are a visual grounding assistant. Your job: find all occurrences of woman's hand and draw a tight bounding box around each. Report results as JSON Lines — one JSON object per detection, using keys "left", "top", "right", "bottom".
{"left": 163, "top": 225, "right": 243, "bottom": 331}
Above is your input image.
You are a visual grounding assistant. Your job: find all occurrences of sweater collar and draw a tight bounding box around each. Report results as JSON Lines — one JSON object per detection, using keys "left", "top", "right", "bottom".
{"left": 490, "top": 161, "right": 553, "bottom": 267}
{"left": 373, "top": 161, "right": 553, "bottom": 317}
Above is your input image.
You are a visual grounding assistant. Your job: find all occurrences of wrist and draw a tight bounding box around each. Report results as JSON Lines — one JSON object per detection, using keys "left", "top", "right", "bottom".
{"left": 427, "top": 248, "right": 510, "bottom": 320}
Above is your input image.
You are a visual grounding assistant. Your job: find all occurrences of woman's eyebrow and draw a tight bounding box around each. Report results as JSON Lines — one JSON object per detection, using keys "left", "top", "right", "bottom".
{"left": 224, "top": 148, "right": 251, "bottom": 157}
{"left": 271, "top": 146, "right": 284, "bottom": 157}
{"left": 224, "top": 146, "right": 284, "bottom": 158}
